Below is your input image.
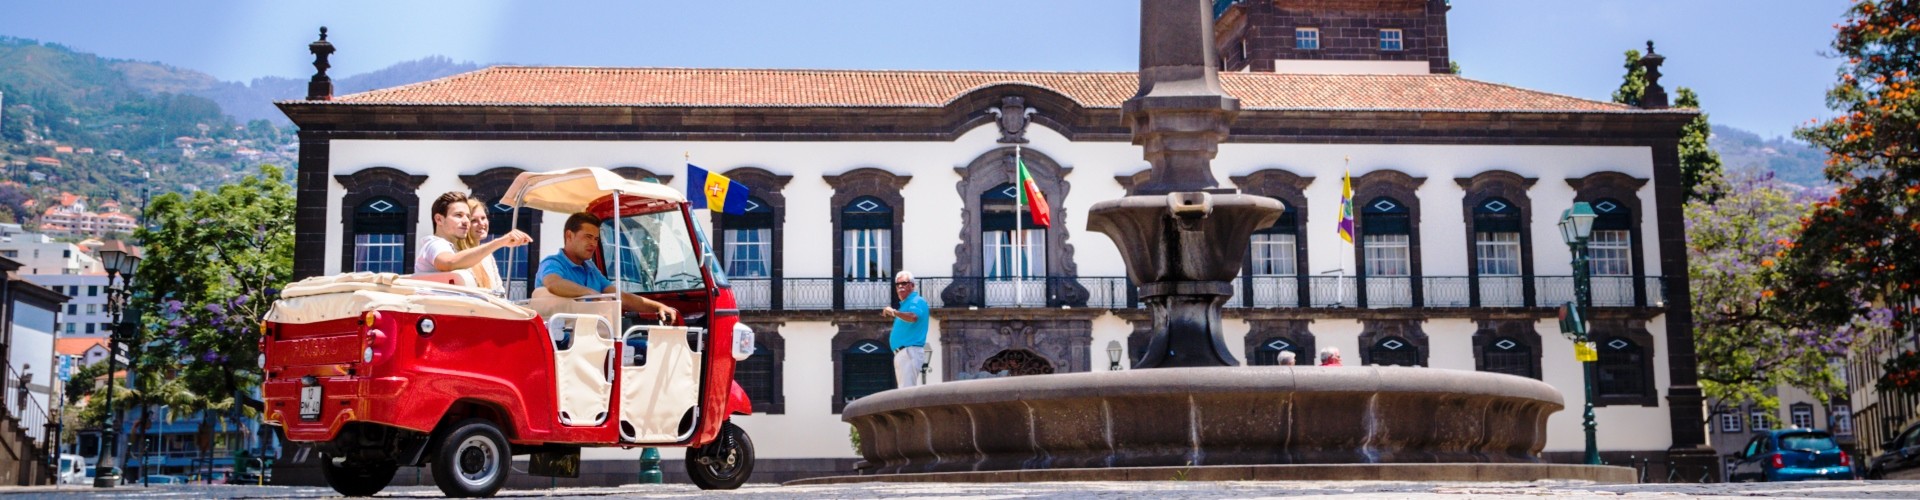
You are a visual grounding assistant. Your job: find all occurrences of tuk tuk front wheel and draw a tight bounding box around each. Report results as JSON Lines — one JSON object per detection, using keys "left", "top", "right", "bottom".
{"left": 319, "top": 453, "right": 396, "bottom": 497}
{"left": 686, "top": 421, "right": 754, "bottom": 490}
{"left": 431, "top": 418, "right": 511, "bottom": 498}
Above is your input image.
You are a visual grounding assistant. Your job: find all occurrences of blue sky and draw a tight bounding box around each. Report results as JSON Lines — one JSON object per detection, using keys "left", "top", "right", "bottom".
{"left": 0, "top": 1, "right": 1847, "bottom": 138}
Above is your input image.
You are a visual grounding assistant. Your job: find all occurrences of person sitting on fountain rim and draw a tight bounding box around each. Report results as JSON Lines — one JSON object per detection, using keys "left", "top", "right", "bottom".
{"left": 882, "top": 270, "right": 930, "bottom": 388}
{"left": 1277, "top": 351, "right": 1297, "bottom": 366}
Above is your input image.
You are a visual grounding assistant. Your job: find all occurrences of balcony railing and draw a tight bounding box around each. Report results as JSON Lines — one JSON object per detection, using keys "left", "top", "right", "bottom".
{"left": 728, "top": 275, "right": 1667, "bottom": 311}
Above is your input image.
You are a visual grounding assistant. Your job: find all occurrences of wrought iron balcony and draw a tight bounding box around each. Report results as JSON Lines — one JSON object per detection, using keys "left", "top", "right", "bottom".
{"left": 726, "top": 275, "right": 1667, "bottom": 311}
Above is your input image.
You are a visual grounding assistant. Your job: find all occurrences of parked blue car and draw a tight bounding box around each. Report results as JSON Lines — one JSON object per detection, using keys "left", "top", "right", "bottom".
{"left": 1728, "top": 429, "right": 1853, "bottom": 482}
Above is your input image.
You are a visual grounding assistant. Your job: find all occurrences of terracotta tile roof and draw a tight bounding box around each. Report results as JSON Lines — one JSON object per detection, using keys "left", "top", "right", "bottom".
{"left": 55, "top": 337, "right": 108, "bottom": 356}
{"left": 322, "top": 66, "right": 1650, "bottom": 113}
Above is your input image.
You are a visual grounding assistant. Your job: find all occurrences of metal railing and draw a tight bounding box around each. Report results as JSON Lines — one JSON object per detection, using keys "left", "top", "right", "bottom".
{"left": 728, "top": 275, "right": 1666, "bottom": 311}
{"left": 3, "top": 364, "right": 52, "bottom": 449}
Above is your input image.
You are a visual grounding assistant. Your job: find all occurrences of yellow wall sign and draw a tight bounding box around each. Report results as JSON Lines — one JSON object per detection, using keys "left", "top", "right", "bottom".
{"left": 1574, "top": 341, "right": 1598, "bottom": 362}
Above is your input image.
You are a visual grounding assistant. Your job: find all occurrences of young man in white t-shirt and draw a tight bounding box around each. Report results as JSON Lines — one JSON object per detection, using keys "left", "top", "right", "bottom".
{"left": 415, "top": 192, "right": 531, "bottom": 275}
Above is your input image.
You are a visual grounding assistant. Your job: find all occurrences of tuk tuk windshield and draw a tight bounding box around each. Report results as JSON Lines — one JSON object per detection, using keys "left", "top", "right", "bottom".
{"left": 604, "top": 210, "right": 705, "bottom": 294}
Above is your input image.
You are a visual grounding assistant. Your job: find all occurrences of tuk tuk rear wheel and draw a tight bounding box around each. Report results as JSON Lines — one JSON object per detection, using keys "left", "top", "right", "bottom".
{"left": 431, "top": 418, "right": 511, "bottom": 498}
{"left": 319, "top": 453, "right": 396, "bottom": 497}
{"left": 686, "top": 421, "right": 754, "bottom": 490}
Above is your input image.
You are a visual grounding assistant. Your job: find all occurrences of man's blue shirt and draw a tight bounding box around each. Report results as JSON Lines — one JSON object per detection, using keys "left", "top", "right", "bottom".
{"left": 890, "top": 291, "right": 930, "bottom": 351}
{"left": 538, "top": 253, "right": 612, "bottom": 293}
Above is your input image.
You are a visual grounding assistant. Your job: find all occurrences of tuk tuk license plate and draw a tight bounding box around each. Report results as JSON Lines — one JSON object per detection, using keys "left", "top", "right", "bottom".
{"left": 300, "top": 386, "right": 322, "bottom": 420}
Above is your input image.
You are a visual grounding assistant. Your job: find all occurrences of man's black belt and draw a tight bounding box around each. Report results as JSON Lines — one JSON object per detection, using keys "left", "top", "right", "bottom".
{"left": 894, "top": 345, "right": 924, "bottom": 353}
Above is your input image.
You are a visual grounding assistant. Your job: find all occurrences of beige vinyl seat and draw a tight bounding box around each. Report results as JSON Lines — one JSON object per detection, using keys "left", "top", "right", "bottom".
{"left": 619, "top": 326, "right": 701, "bottom": 443}
{"left": 530, "top": 288, "right": 621, "bottom": 427}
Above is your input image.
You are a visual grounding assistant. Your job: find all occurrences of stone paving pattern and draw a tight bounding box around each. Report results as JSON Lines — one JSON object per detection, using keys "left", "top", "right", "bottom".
{"left": 5, "top": 480, "right": 1920, "bottom": 499}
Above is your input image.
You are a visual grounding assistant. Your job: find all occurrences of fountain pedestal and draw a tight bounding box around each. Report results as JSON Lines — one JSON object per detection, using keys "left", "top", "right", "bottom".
{"left": 1087, "top": 193, "right": 1281, "bottom": 367}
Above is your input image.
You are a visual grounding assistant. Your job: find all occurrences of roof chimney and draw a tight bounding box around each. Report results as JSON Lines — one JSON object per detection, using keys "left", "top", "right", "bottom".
{"left": 307, "top": 27, "right": 336, "bottom": 101}
{"left": 1638, "top": 41, "right": 1669, "bottom": 109}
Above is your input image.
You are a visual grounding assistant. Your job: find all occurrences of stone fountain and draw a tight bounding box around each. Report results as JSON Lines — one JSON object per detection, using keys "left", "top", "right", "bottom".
{"left": 810, "top": 0, "right": 1629, "bottom": 485}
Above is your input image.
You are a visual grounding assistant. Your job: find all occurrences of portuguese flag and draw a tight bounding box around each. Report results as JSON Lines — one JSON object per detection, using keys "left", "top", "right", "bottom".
{"left": 1016, "top": 155, "right": 1051, "bottom": 227}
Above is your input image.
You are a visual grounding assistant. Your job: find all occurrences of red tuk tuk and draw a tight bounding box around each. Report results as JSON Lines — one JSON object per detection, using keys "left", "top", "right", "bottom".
{"left": 259, "top": 168, "right": 755, "bottom": 497}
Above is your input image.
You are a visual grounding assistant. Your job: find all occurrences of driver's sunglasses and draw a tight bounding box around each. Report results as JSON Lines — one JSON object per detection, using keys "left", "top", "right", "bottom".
{"left": 895, "top": 282, "right": 913, "bottom": 288}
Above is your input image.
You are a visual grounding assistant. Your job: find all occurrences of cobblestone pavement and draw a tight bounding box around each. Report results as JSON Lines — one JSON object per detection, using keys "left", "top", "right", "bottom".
{"left": 6, "top": 480, "right": 1920, "bottom": 499}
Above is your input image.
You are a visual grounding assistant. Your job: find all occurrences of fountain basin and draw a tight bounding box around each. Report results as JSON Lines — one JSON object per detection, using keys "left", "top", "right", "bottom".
{"left": 844, "top": 367, "right": 1563, "bottom": 475}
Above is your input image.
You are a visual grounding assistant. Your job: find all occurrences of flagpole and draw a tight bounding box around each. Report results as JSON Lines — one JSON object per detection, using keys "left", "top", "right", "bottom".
{"left": 1014, "top": 145, "right": 1024, "bottom": 306}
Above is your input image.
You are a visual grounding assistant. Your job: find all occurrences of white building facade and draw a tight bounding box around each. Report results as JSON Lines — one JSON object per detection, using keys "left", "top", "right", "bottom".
{"left": 275, "top": 1, "right": 1713, "bottom": 483}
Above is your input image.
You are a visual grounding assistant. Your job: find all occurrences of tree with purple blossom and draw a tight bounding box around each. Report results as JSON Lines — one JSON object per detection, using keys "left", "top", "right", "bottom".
{"left": 125, "top": 165, "right": 293, "bottom": 458}
{"left": 1689, "top": 170, "right": 1893, "bottom": 410}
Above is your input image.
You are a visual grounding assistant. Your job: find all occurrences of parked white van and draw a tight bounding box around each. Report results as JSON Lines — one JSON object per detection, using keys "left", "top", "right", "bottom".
{"left": 56, "top": 454, "right": 85, "bottom": 485}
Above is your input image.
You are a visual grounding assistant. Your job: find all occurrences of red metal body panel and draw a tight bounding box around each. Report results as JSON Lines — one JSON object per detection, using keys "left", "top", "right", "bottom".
{"left": 261, "top": 203, "right": 748, "bottom": 451}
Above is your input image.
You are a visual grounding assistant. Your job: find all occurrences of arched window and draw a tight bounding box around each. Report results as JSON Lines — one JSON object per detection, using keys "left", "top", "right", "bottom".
{"left": 1596, "top": 336, "right": 1646, "bottom": 398}
{"left": 1481, "top": 336, "right": 1534, "bottom": 378}
{"left": 1589, "top": 198, "right": 1633, "bottom": 277}
{"left": 725, "top": 197, "right": 775, "bottom": 278}
{"left": 841, "top": 339, "right": 896, "bottom": 404}
{"left": 1474, "top": 197, "right": 1522, "bottom": 277}
{"left": 1361, "top": 196, "right": 1412, "bottom": 307}
{"left": 351, "top": 197, "right": 408, "bottom": 274}
{"left": 1248, "top": 337, "right": 1306, "bottom": 366}
{"left": 981, "top": 183, "right": 1045, "bottom": 280}
{"left": 1369, "top": 336, "right": 1421, "bottom": 367}
{"left": 841, "top": 196, "right": 894, "bottom": 309}
{"left": 735, "top": 342, "right": 779, "bottom": 414}
{"left": 486, "top": 201, "right": 538, "bottom": 299}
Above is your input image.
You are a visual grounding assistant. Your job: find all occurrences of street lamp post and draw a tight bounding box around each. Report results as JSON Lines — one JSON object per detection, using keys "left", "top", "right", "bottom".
{"left": 93, "top": 242, "right": 140, "bottom": 488}
{"left": 1558, "top": 203, "right": 1599, "bottom": 466}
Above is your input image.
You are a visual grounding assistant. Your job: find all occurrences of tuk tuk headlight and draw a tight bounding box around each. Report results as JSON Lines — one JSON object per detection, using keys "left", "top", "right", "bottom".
{"left": 258, "top": 353, "right": 266, "bottom": 369}
{"left": 363, "top": 347, "right": 374, "bottom": 363}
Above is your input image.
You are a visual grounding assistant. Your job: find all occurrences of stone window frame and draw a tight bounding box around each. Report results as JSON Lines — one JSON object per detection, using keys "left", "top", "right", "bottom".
{"left": 1357, "top": 319, "right": 1428, "bottom": 367}
{"left": 461, "top": 167, "right": 544, "bottom": 293}
{"left": 945, "top": 147, "right": 1084, "bottom": 307}
{"left": 1231, "top": 169, "right": 1314, "bottom": 307}
{"left": 831, "top": 319, "right": 894, "bottom": 414}
{"left": 736, "top": 321, "right": 786, "bottom": 414}
{"left": 1243, "top": 319, "right": 1315, "bottom": 366}
{"left": 1469, "top": 319, "right": 1542, "bottom": 380}
{"left": 335, "top": 167, "right": 427, "bottom": 274}
{"left": 1457, "top": 171, "right": 1538, "bottom": 307}
{"left": 1590, "top": 318, "right": 1659, "bottom": 407}
{"left": 709, "top": 168, "right": 792, "bottom": 308}
{"left": 1567, "top": 172, "right": 1650, "bottom": 307}
{"left": 1351, "top": 170, "right": 1427, "bottom": 308}
{"left": 826, "top": 168, "right": 911, "bottom": 310}
{"left": 1714, "top": 404, "right": 1743, "bottom": 433}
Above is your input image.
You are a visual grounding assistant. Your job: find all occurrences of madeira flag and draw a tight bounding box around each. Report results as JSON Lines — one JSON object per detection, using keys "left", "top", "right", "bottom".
{"left": 688, "top": 164, "right": 750, "bottom": 214}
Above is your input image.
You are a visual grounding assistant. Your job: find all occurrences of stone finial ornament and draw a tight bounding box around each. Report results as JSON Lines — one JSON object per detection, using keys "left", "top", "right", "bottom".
{"left": 1638, "top": 40, "right": 1669, "bottom": 109}
{"left": 307, "top": 27, "right": 336, "bottom": 101}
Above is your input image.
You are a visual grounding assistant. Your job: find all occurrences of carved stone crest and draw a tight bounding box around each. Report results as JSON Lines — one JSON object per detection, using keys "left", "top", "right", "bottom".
{"left": 986, "top": 96, "right": 1037, "bottom": 144}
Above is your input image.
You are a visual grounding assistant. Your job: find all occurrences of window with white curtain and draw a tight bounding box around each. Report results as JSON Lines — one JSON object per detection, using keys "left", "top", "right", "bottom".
{"left": 981, "top": 183, "right": 1045, "bottom": 279}
{"left": 1589, "top": 230, "right": 1632, "bottom": 276}
{"left": 726, "top": 228, "right": 771, "bottom": 278}
{"left": 1251, "top": 234, "right": 1297, "bottom": 276}
{"left": 842, "top": 196, "right": 893, "bottom": 280}
{"left": 1476, "top": 232, "right": 1521, "bottom": 276}
{"left": 1364, "top": 234, "right": 1411, "bottom": 276}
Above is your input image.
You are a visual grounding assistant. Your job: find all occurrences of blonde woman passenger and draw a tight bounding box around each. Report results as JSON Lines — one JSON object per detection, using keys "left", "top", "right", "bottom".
{"left": 457, "top": 198, "right": 509, "bottom": 297}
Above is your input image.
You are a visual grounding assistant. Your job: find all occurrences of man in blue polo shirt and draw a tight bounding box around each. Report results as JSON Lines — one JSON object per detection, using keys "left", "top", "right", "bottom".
{"left": 882, "top": 270, "right": 930, "bottom": 388}
{"left": 538, "top": 212, "right": 676, "bottom": 322}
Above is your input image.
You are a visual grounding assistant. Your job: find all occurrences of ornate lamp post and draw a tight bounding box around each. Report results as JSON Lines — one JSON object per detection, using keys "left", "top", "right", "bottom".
{"left": 93, "top": 242, "right": 140, "bottom": 487}
{"left": 1557, "top": 203, "right": 1598, "bottom": 466}
{"left": 1106, "top": 341, "right": 1123, "bottom": 371}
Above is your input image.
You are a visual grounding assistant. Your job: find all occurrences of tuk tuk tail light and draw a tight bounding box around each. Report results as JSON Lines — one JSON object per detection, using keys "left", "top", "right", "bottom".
{"left": 258, "top": 353, "right": 267, "bottom": 370}
{"left": 363, "top": 311, "right": 380, "bottom": 328}
{"left": 366, "top": 328, "right": 393, "bottom": 365}
{"left": 1768, "top": 453, "right": 1784, "bottom": 469}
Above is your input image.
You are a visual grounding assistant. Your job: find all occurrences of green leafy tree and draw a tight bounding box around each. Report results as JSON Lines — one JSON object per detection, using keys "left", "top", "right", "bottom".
{"left": 132, "top": 164, "right": 291, "bottom": 444}
{"left": 1786, "top": 0, "right": 1920, "bottom": 365}
{"left": 1613, "top": 45, "right": 1723, "bottom": 201}
{"left": 1689, "top": 171, "right": 1889, "bottom": 409}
